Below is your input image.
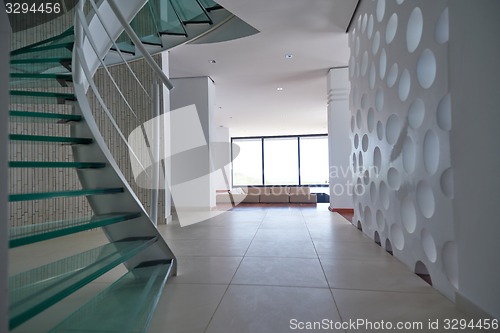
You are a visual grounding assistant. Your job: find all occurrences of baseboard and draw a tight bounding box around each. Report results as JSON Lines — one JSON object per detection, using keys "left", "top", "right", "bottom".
{"left": 328, "top": 207, "right": 354, "bottom": 214}
{"left": 455, "top": 292, "right": 499, "bottom": 328}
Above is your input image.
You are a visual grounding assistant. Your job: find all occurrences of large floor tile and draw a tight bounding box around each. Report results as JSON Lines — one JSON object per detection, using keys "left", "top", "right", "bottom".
{"left": 167, "top": 239, "right": 252, "bottom": 257}
{"left": 321, "top": 258, "right": 435, "bottom": 293}
{"left": 253, "top": 228, "right": 312, "bottom": 241}
{"left": 206, "top": 285, "right": 344, "bottom": 333}
{"left": 246, "top": 239, "right": 317, "bottom": 258}
{"left": 232, "top": 257, "right": 328, "bottom": 288}
{"left": 149, "top": 284, "right": 228, "bottom": 333}
{"left": 332, "top": 289, "right": 478, "bottom": 333}
{"left": 160, "top": 225, "right": 258, "bottom": 240}
{"left": 315, "top": 240, "right": 390, "bottom": 261}
{"left": 170, "top": 256, "right": 242, "bottom": 284}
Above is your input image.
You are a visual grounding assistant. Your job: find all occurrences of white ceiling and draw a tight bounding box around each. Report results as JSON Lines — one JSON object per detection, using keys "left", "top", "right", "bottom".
{"left": 168, "top": 0, "right": 358, "bottom": 137}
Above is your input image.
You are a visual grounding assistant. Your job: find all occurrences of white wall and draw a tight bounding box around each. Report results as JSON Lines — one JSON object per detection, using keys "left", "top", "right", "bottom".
{"left": 169, "top": 77, "right": 216, "bottom": 210}
{"left": 327, "top": 67, "right": 353, "bottom": 209}
{"left": 211, "top": 126, "right": 232, "bottom": 191}
{"left": 0, "top": 6, "right": 9, "bottom": 333}
{"left": 449, "top": 0, "right": 500, "bottom": 320}
{"left": 349, "top": 0, "right": 456, "bottom": 300}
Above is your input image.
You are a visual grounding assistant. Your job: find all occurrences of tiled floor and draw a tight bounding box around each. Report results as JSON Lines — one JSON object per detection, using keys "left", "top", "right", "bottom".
{"left": 149, "top": 204, "right": 476, "bottom": 333}
{"left": 9, "top": 204, "right": 478, "bottom": 333}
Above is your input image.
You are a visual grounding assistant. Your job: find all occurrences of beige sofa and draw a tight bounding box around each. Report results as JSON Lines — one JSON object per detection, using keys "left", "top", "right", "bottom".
{"left": 216, "top": 186, "right": 316, "bottom": 204}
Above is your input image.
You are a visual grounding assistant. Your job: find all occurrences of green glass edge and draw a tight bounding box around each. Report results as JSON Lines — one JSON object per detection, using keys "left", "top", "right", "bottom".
{"left": 8, "top": 188, "right": 124, "bottom": 202}
{"left": 9, "top": 212, "right": 141, "bottom": 248}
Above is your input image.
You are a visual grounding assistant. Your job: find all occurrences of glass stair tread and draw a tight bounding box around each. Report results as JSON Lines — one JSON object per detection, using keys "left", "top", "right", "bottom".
{"left": 9, "top": 111, "right": 81, "bottom": 122}
{"left": 9, "top": 90, "right": 76, "bottom": 105}
{"left": 9, "top": 212, "right": 142, "bottom": 248}
{"left": 8, "top": 237, "right": 158, "bottom": 330}
{"left": 48, "top": 260, "right": 173, "bottom": 333}
{"left": 198, "top": 0, "right": 223, "bottom": 11}
{"left": 10, "top": 73, "right": 72, "bottom": 79}
{"left": 12, "top": 27, "right": 74, "bottom": 54}
{"left": 10, "top": 58, "right": 72, "bottom": 74}
{"left": 170, "top": 0, "right": 213, "bottom": 24}
{"left": 8, "top": 188, "right": 124, "bottom": 202}
{"left": 10, "top": 42, "right": 74, "bottom": 57}
{"left": 9, "top": 134, "right": 92, "bottom": 144}
{"left": 9, "top": 161, "right": 104, "bottom": 168}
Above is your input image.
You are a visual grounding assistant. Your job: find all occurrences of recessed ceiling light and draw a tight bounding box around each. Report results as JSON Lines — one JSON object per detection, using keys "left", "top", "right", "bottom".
{"left": 277, "top": 87, "right": 283, "bottom": 91}
{"left": 209, "top": 60, "right": 216, "bottom": 64}
{"left": 285, "top": 54, "right": 293, "bottom": 59}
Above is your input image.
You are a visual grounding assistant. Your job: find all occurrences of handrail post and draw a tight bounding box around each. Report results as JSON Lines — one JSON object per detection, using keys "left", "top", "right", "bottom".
{"left": 73, "top": 0, "right": 86, "bottom": 85}
{"left": 151, "top": 79, "right": 161, "bottom": 226}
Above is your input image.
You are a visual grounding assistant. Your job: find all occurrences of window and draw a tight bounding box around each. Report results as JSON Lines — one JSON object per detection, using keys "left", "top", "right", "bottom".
{"left": 231, "top": 135, "right": 328, "bottom": 186}
{"left": 232, "top": 139, "right": 262, "bottom": 186}
{"left": 263, "top": 137, "right": 299, "bottom": 185}
{"left": 299, "top": 136, "right": 329, "bottom": 185}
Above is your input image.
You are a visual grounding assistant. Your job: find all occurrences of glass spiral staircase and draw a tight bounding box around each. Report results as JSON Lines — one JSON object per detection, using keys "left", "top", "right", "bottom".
{"left": 5, "top": 0, "right": 252, "bottom": 331}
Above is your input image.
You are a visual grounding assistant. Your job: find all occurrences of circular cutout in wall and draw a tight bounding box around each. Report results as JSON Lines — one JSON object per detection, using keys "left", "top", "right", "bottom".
{"left": 421, "top": 228, "right": 437, "bottom": 262}
{"left": 402, "top": 136, "right": 416, "bottom": 174}
{"left": 367, "top": 108, "right": 375, "bottom": 133}
{"left": 386, "top": 114, "right": 400, "bottom": 144}
{"left": 440, "top": 167, "right": 454, "bottom": 198}
{"left": 376, "top": 209, "right": 385, "bottom": 230}
{"left": 423, "top": 130, "right": 440, "bottom": 175}
{"left": 387, "top": 63, "right": 399, "bottom": 88}
{"left": 391, "top": 223, "right": 405, "bottom": 250}
{"left": 437, "top": 94, "right": 451, "bottom": 131}
{"left": 370, "top": 182, "right": 377, "bottom": 204}
{"left": 416, "top": 181, "right": 435, "bottom": 218}
{"left": 372, "top": 31, "right": 381, "bottom": 55}
{"left": 377, "top": 0, "right": 385, "bottom": 22}
{"left": 398, "top": 69, "right": 411, "bottom": 101}
{"left": 417, "top": 49, "right": 437, "bottom": 89}
{"left": 379, "top": 48, "right": 387, "bottom": 80}
{"left": 387, "top": 167, "right": 401, "bottom": 190}
{"left": 373, "top": 146, "right": 382, "bottom": 173}
{"left": 407, "top": 7, "right": 423, "bottom": 53}
{"left": 408, "top": 98, "right": 425, "bottom": 129}
{"left": 386, "top": 13, "right": 398, "bottom": 44}
{"left": 401, "top": 195, "right": 417, "bottom": 233}
{"left": 376, "top": 88, "right": 384, "bottom": 112}
{"left": 377, "top": 120, "right": 384, "bottom": 140}
{"left": 380, "top": 181, "right": 390, "bottom": 210}
{"left": 362, "top": 134, "right": 369, "bottom": 152}
{"left": 435, "top": 8, "right": 449, "bottom": 44}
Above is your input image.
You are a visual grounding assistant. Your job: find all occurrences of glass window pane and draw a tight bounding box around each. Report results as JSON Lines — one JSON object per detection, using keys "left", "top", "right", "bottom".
{"left": 299, "top": 136, "right": 329, "bottom": 185}
{"left": 263, "top": 137, "right": 299, "bottom": 185}
{"left": 232, "top": 139, "right": 262, "bottom": 186}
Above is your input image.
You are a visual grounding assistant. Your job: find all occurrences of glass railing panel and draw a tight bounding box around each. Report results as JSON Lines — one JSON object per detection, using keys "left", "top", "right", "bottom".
{"left": 8, "top": 238, "right": 157, "bottom": 330}
{"left": 48, "top": 261, "right": 172, "bottom": 333}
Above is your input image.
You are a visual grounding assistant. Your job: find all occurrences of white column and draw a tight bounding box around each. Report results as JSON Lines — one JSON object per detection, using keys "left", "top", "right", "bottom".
{"left": 169, "top": 77, "right": 216, "bottom": 223}
{"left": 0, "top": 7, "right": 10, "bottom": 333}
{"left": 327, "top": 67, "right": 353, "bottom": 209}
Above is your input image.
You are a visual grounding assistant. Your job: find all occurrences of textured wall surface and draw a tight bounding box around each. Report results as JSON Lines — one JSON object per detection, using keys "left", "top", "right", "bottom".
{"left": 349, "top": 0, "right": 456, "bottom": 300}
{"left": 89, "top": 54, "right": 167, "bottom": 223}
